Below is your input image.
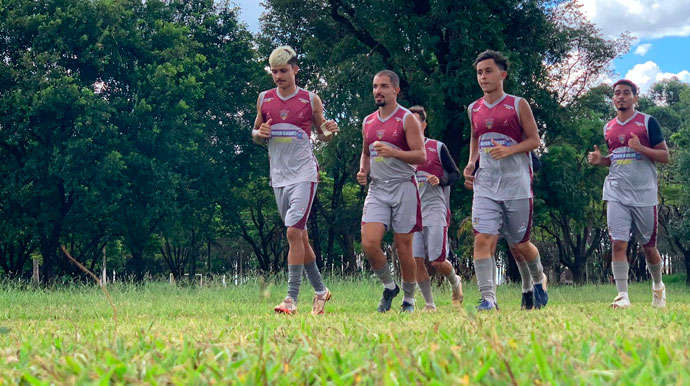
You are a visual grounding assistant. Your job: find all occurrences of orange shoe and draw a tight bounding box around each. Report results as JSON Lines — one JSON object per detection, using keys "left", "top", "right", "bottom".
{"left": 274, "top": 296, "right": 297, "bottom": 314}
{"left": 311, "top": 288, "right": 332, "bottom": 315}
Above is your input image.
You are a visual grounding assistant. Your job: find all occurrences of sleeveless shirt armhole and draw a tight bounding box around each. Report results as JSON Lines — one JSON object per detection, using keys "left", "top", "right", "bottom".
{"left": 308, "top": 91, "right": 315, "bottom": 111}
{"left": 402, "top": 111, "right": 412, "bottom": 133}
{"left": 514, "top": 96, "right": 522, "bottom": 121}
{"left": 467, "top": 102, "right": 474, "bottom": 122}
{"left": 259, "top": 91, "right": 267, "bottom": 107}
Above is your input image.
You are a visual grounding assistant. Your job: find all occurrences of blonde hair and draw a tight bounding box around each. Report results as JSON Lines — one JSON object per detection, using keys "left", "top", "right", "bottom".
{"left": 269, "top": 46, "right": 298, "bottom": 67}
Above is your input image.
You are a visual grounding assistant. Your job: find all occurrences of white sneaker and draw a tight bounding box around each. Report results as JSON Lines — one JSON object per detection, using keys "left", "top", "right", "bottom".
{"left": 652, "top": 283, "right": 666, "bottom": 308}
{"left": 610, "top": 292, "right": 631, "bottom": 309}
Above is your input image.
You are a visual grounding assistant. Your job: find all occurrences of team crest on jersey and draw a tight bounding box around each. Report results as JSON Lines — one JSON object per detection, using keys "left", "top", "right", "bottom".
{"left": 376, "top": 129, "right": 384, "bottom": 139}
{"left": 279, "top": 109, "right": 289, "bottom": 120}
{"left": 299, "top": 98, "right": 309, "bottom": 104}
{"left": 485, "top": 118, "right": 494, "bottom": 130}
{"left": 618, "top": 134, "right": 626, "bottom": 144}
{"left": 503, "top": 104, "right": 514, "bottom": 110}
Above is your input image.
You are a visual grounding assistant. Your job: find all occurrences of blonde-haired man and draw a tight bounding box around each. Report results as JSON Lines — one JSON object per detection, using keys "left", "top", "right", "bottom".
{"left": 253, "top": 46, "right": 339, "bottom": 314}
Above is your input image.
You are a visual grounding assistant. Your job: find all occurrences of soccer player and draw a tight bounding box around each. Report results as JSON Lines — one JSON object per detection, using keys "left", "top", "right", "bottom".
{"left": 463, "top": 50, "right": 548, "bottom": 311}
{"left": 587, "top": 79, "right": 669, "bottom": 309}
{"left": 357, "top": 70, "right": 426, "bottom": 313}
{"left": 252, "top": 46, "right": 339, "bottom": 315}
{"left": 408, "top": 106, "right": 463, "bottom": 311}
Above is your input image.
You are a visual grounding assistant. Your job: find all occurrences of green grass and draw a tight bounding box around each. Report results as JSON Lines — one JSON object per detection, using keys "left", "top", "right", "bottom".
{"left": 1, "top": 276, "right": 689, "bottom": 385}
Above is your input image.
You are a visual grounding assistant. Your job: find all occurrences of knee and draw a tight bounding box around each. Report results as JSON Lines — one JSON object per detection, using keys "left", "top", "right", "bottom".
{"left": 474, "top": 234, "right": 494, "bottom": 250}
{"left": 511, "top": 242, "right": 530, "bottom": 257}
{"left": 612, "top": 240, "right": 627, "bottom": 254}
{"left": 361, "top": 238, "right": 380, "bottom": 254}
{"left": 286, "top": 227, "right": 303, "bottom": 243}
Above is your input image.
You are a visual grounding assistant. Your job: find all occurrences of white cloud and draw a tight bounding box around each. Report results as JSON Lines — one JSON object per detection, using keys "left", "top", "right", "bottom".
{"left": 624, "top": 61, "right": 690, "bottom": 93}
{"left": 634, "top": 43, "right": 652, "bottom": 56}
{"left": 578, "top": 0, "right": 690, "bottom": 39}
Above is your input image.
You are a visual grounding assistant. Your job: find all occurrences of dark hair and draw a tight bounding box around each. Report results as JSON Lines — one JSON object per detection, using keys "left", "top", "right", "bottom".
{"left": 613, "top": 79, "right": 638, "bottom": 96}
{"left": 374, "top": 70, "right": 400, "bottom": 88}
{"left": 473, "top": 50, "right": 509, "bottom": 71}
{"left": 409, "top": 105, "right": 426, "bottom": 122}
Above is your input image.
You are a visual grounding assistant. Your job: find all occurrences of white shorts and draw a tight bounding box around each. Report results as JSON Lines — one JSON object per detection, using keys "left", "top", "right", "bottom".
{"left": 413, "top": 226, "right": 448, "bottom": 262}
{"left": 607, "top": 201, "right": 657, "bottom": 246}
{"left": 273, "top": 182, "right": 317, "bottom": 229}
{"left": 472, "top": 196, "right": 533, "bottom": 245}
{"left": 361, "top": 178, "right": 422, "bottom": 234}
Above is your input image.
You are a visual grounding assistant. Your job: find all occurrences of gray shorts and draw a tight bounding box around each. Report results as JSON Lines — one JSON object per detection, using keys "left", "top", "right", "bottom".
{"left": 607, "top": 201, "right": 657, "bottom": 247}
{"left": 273, "top": 181, "right": 317, "bottom": 229}
{"left": 472, "top": 196, "right": 533, "bottom": 245}
{"left": 413, "top": 226, "right": 448, "bottom": 262}
{"left": 362, "top": 178, "right": 422, "bottom": 234}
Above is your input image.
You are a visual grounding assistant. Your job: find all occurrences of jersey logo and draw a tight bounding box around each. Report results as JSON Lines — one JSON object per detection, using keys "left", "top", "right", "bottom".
{"left": 366, "top": 118, "right": 375, "bottom": 125}
{"left": 472, "top": 107, "right": 480, "bottom": 113}
{"left": 264, "top": 97, "right": 274, "bottom": 103}
{"left": 393, "top": 129, "right": 399, "bottom": 137}
{"left": 299, "top": 98, "right": 309, "bottom": 104}
{"left": 427, "top": 147, "right": 436, "bottom": 152}
{"left": 297, "top": 111, "right": 304, "bottom": 119}
{"left": 503, "top": 120, "right": 509, "bottom": 126}
{"left": 280, "top": 109, "right": 289, "bottom": 120}
{"left": 635, "top": 122, "right": 644, "bottom": 127}
{"left": 376, "top": 129, "right": 384, "bottom": 139}
{"left": 503, "top": 104, "right": 514, "bottom": 110}
{"left": 395, "top": 117, "right": 402, "bottom": 122}
{"left": 485, "top": 118, "right": 494, "bottom": 130}
{"left": 618, "top": 134, "right": 626, "bottom": 144}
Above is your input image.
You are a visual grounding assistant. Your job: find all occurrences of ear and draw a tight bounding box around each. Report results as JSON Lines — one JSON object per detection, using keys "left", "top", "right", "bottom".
{"left": 292, "top": 64, "right": 299, "bottom": 74}
{"left": 500, "top": 71, "right": 508, "bottom": 80}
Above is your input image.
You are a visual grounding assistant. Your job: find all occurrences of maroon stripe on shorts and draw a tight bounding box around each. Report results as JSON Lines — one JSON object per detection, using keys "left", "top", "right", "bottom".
{"left": 411, "top": 176, "right": 423, "bottom": 233}
{"left": 519, "top": 197, "right": 534, "bottom": 244}
{"left": 643, "top": 205, "right": 658, "bottom": 247}
{"left": 293, "top": 182, "right": 316, "bottom": 230}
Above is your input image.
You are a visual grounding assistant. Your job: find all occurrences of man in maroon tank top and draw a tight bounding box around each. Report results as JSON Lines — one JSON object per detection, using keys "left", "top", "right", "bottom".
{"left": 357, "top": 70, "right": 426, "bottom": 312}
{"left": 252, "top": 46, "right": 339, "bottom": 315}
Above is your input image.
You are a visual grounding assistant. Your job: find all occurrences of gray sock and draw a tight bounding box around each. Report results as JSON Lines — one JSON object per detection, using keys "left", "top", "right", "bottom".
{"left": 475, "top": 258, "right": 496, "bottom": 304}
{"left": 517, "top": 260, "right": 533, "bottom": 293}
{"left": 445, "top": 269, "right": 460, "bottom": 287}
{"left": 491, "top": 256, "right": 498, "bottom": 292}
{"left": 374, "top": 265, "right": 396, "bottom": 289}
{"left": 527, "top": 253, "right": 544, "bottom": 285}
{"left": 304, "top": 260, "right": 326, "bottom": 294}
{"left": 287, "top": 264, "right": 303, "bottom": 302}
{"left": 612, "top": 260, "right": 629, "bottom": 294}
{"left": 402, "top": 281, "right": 416, "bottom": 304}
{"left": 417, "top": 280, "right": 434, "bottom": 306}
{"left": 646, "top": 261, "right": 663, "bottom": 285}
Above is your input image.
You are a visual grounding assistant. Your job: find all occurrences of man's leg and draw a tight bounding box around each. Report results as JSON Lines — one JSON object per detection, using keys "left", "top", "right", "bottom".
{"left": 413, "top": 230, "right": 434, "bottom": 309}
{"left": 634, "top": 205, "right": 665, "bottom": 308}
{"left": 301, "top": 229, "right": 332, "bottom": 314}
{"left": 431, "top": 259, "right": 463, "bottom": 305}
{"left": 362, "top": 222, "right": 400, "bottom": 312}
{"left": 474, "top": 233, "right": 499, "bottom": 309}
{"left": 608, "top": 201, "right": 633, "bottom": 308}
{"left": 395, "top": 232, "right": 418, "bottom": 312}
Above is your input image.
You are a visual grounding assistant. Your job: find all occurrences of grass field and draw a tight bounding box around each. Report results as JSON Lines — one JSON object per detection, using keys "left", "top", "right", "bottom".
{"left": 1, "top": 275, "right": 689, "bottom": 385}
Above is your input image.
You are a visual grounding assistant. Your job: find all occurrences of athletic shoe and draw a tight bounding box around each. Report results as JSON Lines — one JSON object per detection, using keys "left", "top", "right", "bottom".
{"left": 476, "top": 299, "right": 498, "bottom": 311}
{"left": 400, "top": 301, "right": 415, "bottom": 313}
{"left": 274, "top": 296, "right": 297, "bottom": 314}
{"left": 652, "top": 283, "right": 666, "bottom": 308}
{"left": 610, "top": 292, "right": 631, "bottom": 309}
{"left": 423, "top": 304, "right": 437, "bottom": 312}
{"left": 311, "top": 288, "right": 332, "bottom": 315}
{"left": 521, "top": 290, "right": 535, "bottom": 310}
{"left": 377, "top": 285, "right": 400, "bottom": 313}
{"left": 534, "top": 273, "right": 548, "bottom": 309}
{"left": 451, "top": 276, "right": 463, "bottom": 305}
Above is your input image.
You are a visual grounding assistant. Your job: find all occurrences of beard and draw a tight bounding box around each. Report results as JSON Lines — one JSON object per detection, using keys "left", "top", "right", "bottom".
{"left": 375, "top": 100, "right": 386, "bottom": 107}
{"left": 616, "top": 105, "right": 629, "bottom": 111}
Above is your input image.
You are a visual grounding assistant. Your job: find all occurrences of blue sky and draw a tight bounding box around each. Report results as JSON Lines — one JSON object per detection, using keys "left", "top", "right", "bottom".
{"left": 233, "top": 0, "right": 690, "bottom": 94}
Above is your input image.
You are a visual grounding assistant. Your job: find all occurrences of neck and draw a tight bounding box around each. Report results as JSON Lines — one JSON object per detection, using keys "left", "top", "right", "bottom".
{"left": 483, "top": 88, "right": 505, "bottom": 105}
{"left": 378, "top": 102, "right": 399, "bottom": 118}
{"left": 277, "top": 84, "right": 297, "bottom": 97}
{"left": 616, "top": 108, "right": 637, "bottom": 122}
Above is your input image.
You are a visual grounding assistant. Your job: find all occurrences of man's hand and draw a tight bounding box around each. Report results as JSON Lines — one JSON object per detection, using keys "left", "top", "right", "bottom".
{"left": 321, "top": 120, "right": 339, "bottom": 136}
{"left": 427, "top": 175, "right": 440, "bottom": 186}
{"left": 628, "top": 133, "right": 643, "bottom": 152}
{"left": 373, "top": 141, "right": 395, "bottom": 158}
{"left": 258, "top": 118, "right": 272, "bottom": 139}
{"left": 587, "top": 145, "right": 602, "bottom": 165}
{"left": 356, "top": 168, "right": 368, "bottom": 186}
{"left": 487, "top": 139, "right": 513, "bottom": 160}
{"left": 463, "top": 162, "right": 475, "bottom": 190}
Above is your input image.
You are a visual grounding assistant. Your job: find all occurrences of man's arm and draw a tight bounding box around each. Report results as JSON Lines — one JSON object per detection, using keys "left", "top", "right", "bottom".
{"left": 357, "top": 121, "right": 370, "bottom": 186}
{"left": 464, "top": 112, "right": 479, "bottom": 189}
{"left": 311, "top": 94, "right": 339, "bottom": 142}
{"left": 252, "top": 94, "right": 270, "bottom": 144}
{"left": 373, "top": 113, "right": 426, "bottom": 164}
{"left": 629, "top": 117, "right": 669, "bottom": 163}
{"left": 439, "top": 144, "right": 461, "bottom": 186}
